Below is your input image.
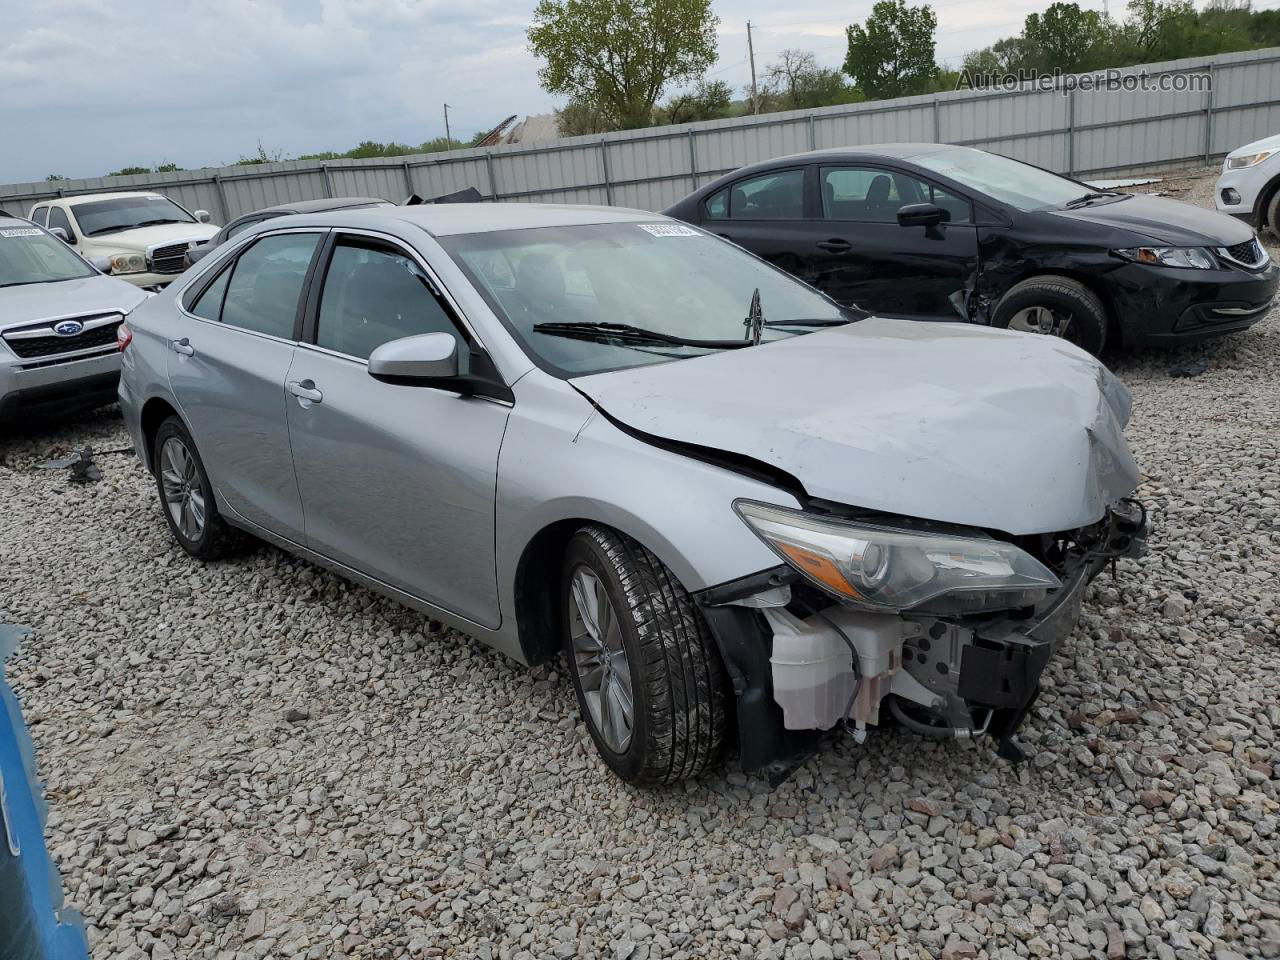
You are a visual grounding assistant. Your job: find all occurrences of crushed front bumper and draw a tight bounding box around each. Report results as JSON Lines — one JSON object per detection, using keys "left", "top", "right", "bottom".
{"left": 696, "top": 499, "right": 1148, "bottom": 781}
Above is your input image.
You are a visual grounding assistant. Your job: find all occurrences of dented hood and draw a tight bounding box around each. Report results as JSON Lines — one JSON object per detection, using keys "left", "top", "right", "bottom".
{"left": 572, "top": 318, "right": 1140, "bottom": 536}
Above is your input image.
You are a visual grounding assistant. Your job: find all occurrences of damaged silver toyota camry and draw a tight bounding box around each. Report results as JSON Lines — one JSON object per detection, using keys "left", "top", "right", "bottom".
{"left": 118, "top": 204, "right": 1147, "bottom": 785}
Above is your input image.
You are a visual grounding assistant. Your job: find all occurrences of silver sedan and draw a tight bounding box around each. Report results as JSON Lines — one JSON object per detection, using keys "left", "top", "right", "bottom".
{"left": 118, "top": 204, "right": 1146, "bottom": 784}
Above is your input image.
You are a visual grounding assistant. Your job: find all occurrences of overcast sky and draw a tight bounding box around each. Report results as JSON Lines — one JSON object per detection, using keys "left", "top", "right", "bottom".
{"left": 2, "top": 0, "right": 1121, "bottom": 184}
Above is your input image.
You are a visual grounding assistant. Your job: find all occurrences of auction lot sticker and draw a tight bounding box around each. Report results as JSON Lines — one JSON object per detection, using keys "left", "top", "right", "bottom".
{"left": 0, "top": 229, "right": 43, "bottom": 238}
{"left": 638, "top": 223, "right": 700, "bottom": 237}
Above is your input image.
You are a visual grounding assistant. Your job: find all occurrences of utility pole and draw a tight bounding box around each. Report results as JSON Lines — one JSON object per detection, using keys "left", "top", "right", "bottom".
{"left": 746, "top": 21, "right": 759, "bottom": 115}
{"left": 443, "top": 103, "right": 452, "bottom": 145}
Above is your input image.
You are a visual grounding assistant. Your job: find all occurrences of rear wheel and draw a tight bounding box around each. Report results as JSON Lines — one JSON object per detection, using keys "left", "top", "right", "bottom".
{"left": 992, "top": 276, "right": 1109, "bottom": 356}
{"left": 562, "top": 526, "right": 728, "bottom": 784}
{"left": 152, "top": 417, "right": 245, "bottom": 560}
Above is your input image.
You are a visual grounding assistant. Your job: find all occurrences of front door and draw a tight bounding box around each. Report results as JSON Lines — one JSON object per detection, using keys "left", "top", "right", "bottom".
{"left": 166, "top": 230, "right": 321, "bottom": 540}
{"left": 285, "top": 231, "right": 510, "bottom": 629}
{"left": 808, "top": 165, "right": 981, "bottom": 320}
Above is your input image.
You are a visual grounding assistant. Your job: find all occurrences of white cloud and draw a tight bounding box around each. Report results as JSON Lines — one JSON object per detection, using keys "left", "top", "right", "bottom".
{"left": 0, "top": 0, "right": 1096, "bottom": 184}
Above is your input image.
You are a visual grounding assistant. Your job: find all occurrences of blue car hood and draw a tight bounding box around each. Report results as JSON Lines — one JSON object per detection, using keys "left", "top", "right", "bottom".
{"left": 573, "top": 317, "right": 1140, "bottom": 536}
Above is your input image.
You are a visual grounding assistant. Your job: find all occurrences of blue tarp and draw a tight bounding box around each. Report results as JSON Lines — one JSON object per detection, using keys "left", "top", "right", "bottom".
{"left": 0, "top": 622, "right": 90, "bottom": 960}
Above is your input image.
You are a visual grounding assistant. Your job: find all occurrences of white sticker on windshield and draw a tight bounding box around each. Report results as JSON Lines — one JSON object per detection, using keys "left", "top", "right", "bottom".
{"left": 0, "top": 228, "right": 42, "bottom": 238}
{"left": 638, "top": 223, "right": 699, "bottom": 237}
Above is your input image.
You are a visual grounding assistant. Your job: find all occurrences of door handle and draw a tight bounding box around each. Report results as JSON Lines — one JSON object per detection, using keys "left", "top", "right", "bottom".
{"left": 170, "top": 338, "right": 195, "bottom": 356}
{"left": 288, "top": 379, "right": 323, "bottom": 404}
{"left": 816, "top": 239, "right": 852, "bottom": 253}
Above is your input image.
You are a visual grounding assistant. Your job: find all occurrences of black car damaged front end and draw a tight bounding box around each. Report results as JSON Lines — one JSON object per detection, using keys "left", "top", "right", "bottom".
{"left": 695, "top": 498, "right": 1148, "bottom": 782}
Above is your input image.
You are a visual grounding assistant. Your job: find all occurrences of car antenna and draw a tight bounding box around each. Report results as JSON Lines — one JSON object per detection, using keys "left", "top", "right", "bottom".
{"left": 744, "top": 288, "right": 764, "bottom": 345}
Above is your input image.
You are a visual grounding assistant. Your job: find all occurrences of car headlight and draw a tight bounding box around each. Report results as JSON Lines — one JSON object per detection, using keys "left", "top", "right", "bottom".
{"left": 108, "top": 252, "right": 148, "bottom": 274}
{"left": 1226, "top": 149, "right": 1277, "bottom": 169}
{"left": 735, "top": 501, "right": 1061, "bottom": 615}
{"left": 1115, "top": 246, "right": 1216, "bottom": 269}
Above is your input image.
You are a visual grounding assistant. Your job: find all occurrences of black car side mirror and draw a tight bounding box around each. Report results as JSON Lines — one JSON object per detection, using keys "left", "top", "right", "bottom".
{"left": 897, "top": 203, "right": 948, "bottom": 228}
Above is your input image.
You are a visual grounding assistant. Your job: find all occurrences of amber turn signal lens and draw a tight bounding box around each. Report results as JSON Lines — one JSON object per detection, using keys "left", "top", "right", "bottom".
{"left": 776, "top": 542, "right": 862, "bottom": 600}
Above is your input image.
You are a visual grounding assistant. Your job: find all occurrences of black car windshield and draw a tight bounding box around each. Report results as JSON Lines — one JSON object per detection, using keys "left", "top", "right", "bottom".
{"left": 0, "top": 225, "right": 95, "bottom": 287}
{"left": 443, "top": 221, "right": 853, "bottom": 377}
{"left": 72, "top": 196, "right": 195, "bottom": 236}
{"left": 912, "top": 147, "right": 1091, "bottom": 212}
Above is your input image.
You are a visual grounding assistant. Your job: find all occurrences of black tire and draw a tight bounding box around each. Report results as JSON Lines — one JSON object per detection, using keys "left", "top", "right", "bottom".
{"left": 991, "top": 276, "right": 1109, "bottom": 356}
{"left": 152, "top": 416, "right": 245, "bottom": 560}
{"left": 562, "top": 526, "right": 728, "bottom": 784}
{"left": 1265, "top": 187, "right": 1280, "bottom": 241}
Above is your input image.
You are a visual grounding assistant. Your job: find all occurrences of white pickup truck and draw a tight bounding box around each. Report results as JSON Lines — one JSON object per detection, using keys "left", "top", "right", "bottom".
{"left": 28, "top": 192, "right": 219, "bottom": 290}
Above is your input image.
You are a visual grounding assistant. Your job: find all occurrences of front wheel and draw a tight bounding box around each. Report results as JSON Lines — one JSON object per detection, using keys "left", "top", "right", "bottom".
{"left": 562, "top": 526, "right": 728, "bottom": 784}
{"left": 991, "top": 276, "right": 1109, "bottom": 356}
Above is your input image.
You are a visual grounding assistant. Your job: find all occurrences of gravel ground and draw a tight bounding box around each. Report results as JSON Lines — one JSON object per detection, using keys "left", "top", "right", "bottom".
{"left": 2, "top": 168, "right": 1278, "bottom": 960}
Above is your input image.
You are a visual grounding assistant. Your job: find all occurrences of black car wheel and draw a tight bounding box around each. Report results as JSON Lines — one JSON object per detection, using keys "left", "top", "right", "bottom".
{"left": 562, "top": 526, "right": 728, "bottom": 784}
{"left": 152, "top": 417, "right": 245, "bottom": 560}
{"left": 991, "top": 276, "right": 1109, "bottom": 356}
{"left": 1265, "top": 188, "right": 1280, "bottom": 241}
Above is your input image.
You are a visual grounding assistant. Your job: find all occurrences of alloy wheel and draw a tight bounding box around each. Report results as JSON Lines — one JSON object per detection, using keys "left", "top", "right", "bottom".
{"left": 1007, "top": 305, "right": 1077, "bottom": 343}
{"left": 159, "top": 436, "right": 206, "bottom": 541}
{"left": 569, "top": 565, "right": 634, "bottom": 753}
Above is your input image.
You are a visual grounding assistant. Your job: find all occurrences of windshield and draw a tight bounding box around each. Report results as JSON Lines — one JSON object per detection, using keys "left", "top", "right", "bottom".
{"left": 912, "top": 147, "right": 1088, "bottom": 212}
{"left": 442, "top": 221, "right": 852, "bottom": 377}
{"left": 72, "top": 195, "right": 195, "bottom": 237}
{"left": 0, "top": 226, "right": 96, "bottom": 287}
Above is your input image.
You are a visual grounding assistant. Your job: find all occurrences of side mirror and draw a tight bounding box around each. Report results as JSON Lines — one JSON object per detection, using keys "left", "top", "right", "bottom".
{"left": 49, "top": 227, "right": 71, "bottom": 243}
{"left": 89, "top": 255, "right": 112, "bottom": 273}
{"left": 194, "top": 210, "right": 212, "bottom": 223}
{"left": 368, "top": 332, "right": 460, "bottom": 383}
{"left": 897, "top": 203, "right": 947, "bottom": 228}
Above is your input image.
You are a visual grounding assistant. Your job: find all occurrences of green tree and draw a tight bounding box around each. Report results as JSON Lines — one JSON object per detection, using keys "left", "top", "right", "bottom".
{"left": 108, "top": 165, "right": 151, "bottom": 176}
{"left": 843, "top": 0, "right": 939, "bottom": 100}
{"left": 154, "top": 161, "right": 183, "bottom": 173}
{"left": 45, "top": 174, "right": 67, "bottom": 181}
{"left": 656, "top": 78, "right": 734, "bottom": 124}
{"left": 761, "top": 50, "right": 863, "bottom": 111}
{"left": 1023, "top": 2, "right": 1115, "bottom": 71}
{"left": 1118, "top": 0, "right": 1200, "bottom": 59}
{"left": 528, "top": 0, "right": 719, "bottom": 130}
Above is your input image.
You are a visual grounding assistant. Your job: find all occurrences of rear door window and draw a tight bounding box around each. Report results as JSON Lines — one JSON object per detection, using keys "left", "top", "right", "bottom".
{"left": 728, "top": 169, "right": 805, "bottom": 220}
{"left": 314, "top": 236, "right": 465, "bottom": 361}
{"left": 219, "top": 233, "right": 320, "bottom": 339}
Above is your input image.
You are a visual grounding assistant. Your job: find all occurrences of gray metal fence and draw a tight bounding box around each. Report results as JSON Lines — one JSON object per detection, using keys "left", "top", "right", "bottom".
{"left": 3, "top": 47, "right": 1278, "bottom": 221}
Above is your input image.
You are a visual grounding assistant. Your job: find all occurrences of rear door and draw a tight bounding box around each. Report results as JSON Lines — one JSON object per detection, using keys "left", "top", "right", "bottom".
{"left": 809, "top": 164, "right": 980, "bottom": 320}
{"left": 285, "top": 230, "right": 510, "bottom": 628}
{"left": 166, "top": 229, "right": 323, "bottom": 540}
{"left": 699, "top": 167, "right": 822, "bottom": 282}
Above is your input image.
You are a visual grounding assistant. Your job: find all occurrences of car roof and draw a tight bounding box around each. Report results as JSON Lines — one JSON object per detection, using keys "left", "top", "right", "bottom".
{"left": 696, "top": 143, "right": 971, "bottom": 186}
{"left": 268, "top": 202, "right": 665, "bottom": 237}
{"left": 255, "top": 196, "right": 389, "bottom": 216}
{"left": 55, "top": 191, "right": 171, "bottom": 205}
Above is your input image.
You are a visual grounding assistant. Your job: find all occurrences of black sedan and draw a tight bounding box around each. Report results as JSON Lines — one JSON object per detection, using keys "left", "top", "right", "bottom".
{"left": 185, "top": 196, "right": 391, "bottom": 266}
{"left": 664, "top": 144, "right": 1278, "bottom": 354}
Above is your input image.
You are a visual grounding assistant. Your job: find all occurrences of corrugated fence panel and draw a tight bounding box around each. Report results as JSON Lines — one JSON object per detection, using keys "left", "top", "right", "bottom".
{"left": 2, "top": 47, "right": 1276, "bottom": 219}
{"left": 330, "top": 164, "right": 411, "bottom": 202}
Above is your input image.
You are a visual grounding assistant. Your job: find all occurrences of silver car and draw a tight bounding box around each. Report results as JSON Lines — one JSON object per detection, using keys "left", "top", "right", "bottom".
{"left": 1, "top": 215, "right": 147, "bottom": 423}
{"left": 118, "top": 204, "right": 1147, "bottom": 784}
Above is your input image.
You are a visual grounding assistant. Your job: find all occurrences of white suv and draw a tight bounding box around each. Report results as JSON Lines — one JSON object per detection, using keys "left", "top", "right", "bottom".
{"left": 1215, "top": 133, "right": 1280, "bottom": 237}
{"left": 28, "top": 192, "right": 219, "bottom": 290}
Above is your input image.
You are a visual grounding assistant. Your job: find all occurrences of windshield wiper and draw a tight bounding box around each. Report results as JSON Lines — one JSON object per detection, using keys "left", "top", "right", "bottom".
{"left": 532, "top": 321, "right": 753, "bottom": 350}
{"left": 1064, "top": 191, "right": 1124, "bottom": 209}
{"left": 133, "top": 218, "right": 187, "bottom": 227}
{"left": 744, "top": 288, "right": 764, "bottom": 345}
{"left": 761, "top": 317, "right": 851, "bottom": 328}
